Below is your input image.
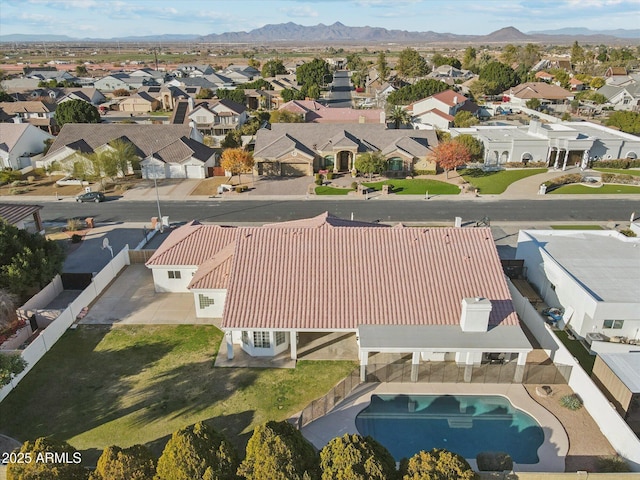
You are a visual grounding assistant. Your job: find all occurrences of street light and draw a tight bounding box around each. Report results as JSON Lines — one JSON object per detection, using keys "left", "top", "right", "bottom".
{"left": 153, "top": 159, "right": 163, "bottom": 233}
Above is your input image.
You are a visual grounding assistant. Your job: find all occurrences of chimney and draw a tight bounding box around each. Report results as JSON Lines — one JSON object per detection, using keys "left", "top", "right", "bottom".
{"left": 528, "top": 118, "right": 541, "bottom": 135}
{"left": 359, "top": 115, "right": 365, "bottom": 124}
{"left": 460, "top": 297, "right": 492, "bottom": 332}
{"left": 12, "top": 116, "right": 23, "bottom": 124}
{"left": 453, "top": 95, "right": 458, "bottom": 105}
{"left": 187, "top": 96, "right": 194, "bottom": 112}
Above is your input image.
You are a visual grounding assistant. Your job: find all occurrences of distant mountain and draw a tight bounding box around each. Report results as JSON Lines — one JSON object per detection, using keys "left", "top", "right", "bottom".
{"left": 528, "top": 27, "right": 640, "bottom": 39}
{"left": 481, "top": 27, "right": 531, "bottom": 43}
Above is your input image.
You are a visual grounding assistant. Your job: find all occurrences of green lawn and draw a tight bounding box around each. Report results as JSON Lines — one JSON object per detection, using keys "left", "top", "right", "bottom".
{"left": 554, "top": 330, "right": 595, "bottom": 374}
{"left": 315, "top": 185, "right": 352, "bottom": 195}
{"left": 549, "top": 184, "right": 640, "bottom": 194}
{"left": 362, "top": 179, "right": 460, "bottom": 195}
{"left": 550, "top": 225, "right": 604, "bottom": 230}
{"left": 594, "top": 168, "right": 640, "bottom": 177}
{"left": 460, "top": 168, "right": 548, "bottom": 194}
{"left": 0, "top": 325, "right": 356, "bottom": 464}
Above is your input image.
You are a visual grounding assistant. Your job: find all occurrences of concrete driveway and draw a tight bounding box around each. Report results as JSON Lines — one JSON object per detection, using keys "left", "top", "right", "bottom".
{"left": 80, "top": 265, "right": 212, "bottom": 325}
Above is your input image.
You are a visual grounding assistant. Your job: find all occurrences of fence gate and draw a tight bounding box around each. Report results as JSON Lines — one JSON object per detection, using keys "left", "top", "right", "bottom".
{"left": 61, "top": 272, "right": 93, "bottom": 290}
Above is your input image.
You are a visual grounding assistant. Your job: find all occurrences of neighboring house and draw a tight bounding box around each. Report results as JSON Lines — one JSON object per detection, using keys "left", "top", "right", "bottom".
{"left": 25, "top": 69, "right": 77, "bottom": 84}
{"left": 94, "top": 73, "right": 160, "bottom": 92}
{"left": 173, "top": 64, "right": 215, "bottom": 78}
{"left": 186, "top": 99, "right": 248, "bottom": 135}
{"left": 279, "top": 100, "right": 385, "bottom": 124}
{"left": 38, "top": 123, "right": 211, "bottom": 179}
{"left": 504, "top": 82, "right": 573, "bottom": 108}
{"left": 568, "top": 78, "right": 585, "bottom": 92}
{"left": 592, "top": 352, "right": 640, "bottom": 421}
{"left": 0, "top": 203, "right": 44, "bottom": 234}
{"left": 243, "top": 89, "right": 282, "bottom": 111}
{"left": 605, "top": 67, "right": 628, "bottom": 80}
{"left": 597, "top": 83, "right": 640, "bottom": 112}
{"left": 117, "top": 92, "right": 161, "bottom": 113}
{"left": 427, "top": 65, "right": 475, "bottom": 85}
{"left": 145, "top": 213, "right": 532, "bottom": 380}
{"left": 0, "top": 122, "right": 54, "bottom": 170}
{"left": 166, "top": 75, "right": 230, "bottom": 92}
{"left": 139, "top": 85, "right": 197, "bottom": 111}
{"left": 451, "top": 120, "right": 640, "bottom": 168}
{"left": 515, "top": 230, "right": 640, "bottom": 342}
{"left": 409, "top": 90, "right": 479, "bottom": 129}
{"left": 221, "top": 65, "right": 260, "bottom": 84}
{"left": 57, "top": 87, "right": 106, "bottom": 106}
{"left": 264, "top": 75, "right": 300, "bottom": 93}
{"left": 534, "top": 71, "right": 555, "bottom": 82}
{"left": 253, "top": 123, "right": 438, "bottom": 177}
{"left": 0, "top": 101, "right": 57, "bottom": 134}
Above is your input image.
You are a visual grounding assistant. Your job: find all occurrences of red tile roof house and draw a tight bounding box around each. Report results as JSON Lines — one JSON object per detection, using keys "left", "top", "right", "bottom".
{"left": 145, "top": 213, "right": 532, "bottom": 382}
{"left": 279, "top": 100, "right": 385, "bottom": 124}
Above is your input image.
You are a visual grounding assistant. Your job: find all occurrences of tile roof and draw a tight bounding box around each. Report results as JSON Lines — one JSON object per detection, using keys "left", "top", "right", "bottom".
{"left": 0, "top": 101, "right": 56, "bottom": 114}
{"left": 431, "top": 90, "right": 469, "bottom": 107}
{"left": 280, "top": 100, "right": 384, "bottom": 124}
{"left": 188, "top": 242, "right": 235, "bottom": 290}
{"left": 506, "top": 82, "right": 572, "bottom": 100}
{"left": 0, "top": 203, "right": 42, "bottom": 225}
{"left": 263, "top": 212, "right": 389, "bottom": 229}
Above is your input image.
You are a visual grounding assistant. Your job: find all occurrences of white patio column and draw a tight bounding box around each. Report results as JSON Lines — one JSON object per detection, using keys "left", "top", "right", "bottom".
{"left": 290, "top": 331, "right": 297, "bottom": 360}
{"left": 553, "top": 150, "right": 560, "bottom": 170}
{"left": 411, "top": 352, "right": 420, "bottom": 382}
{"left": 360, "top": 350, "right": 368, "bottom": 382}
{"left": 225, "top": 331, "right": 234, "bottom": 360}
{"left": 545, "top": 148, "right": 553, "bottom": 167}
{"left": 463, "top": 351, "right": 474, "bottom": 383}
{"left": 562, "top": 150, "right": 569, "bottom": 171}
{"left": 513, "top": 351, "right": 528, "bottom": 382}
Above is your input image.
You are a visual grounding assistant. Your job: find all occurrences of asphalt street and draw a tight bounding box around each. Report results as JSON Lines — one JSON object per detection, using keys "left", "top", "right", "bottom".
{"left": 324, "top": 70, "right": 353, "bottom": 108}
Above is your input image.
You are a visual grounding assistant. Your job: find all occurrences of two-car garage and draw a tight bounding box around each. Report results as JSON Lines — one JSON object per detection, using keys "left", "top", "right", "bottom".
{"left": 257, "top": 160, "right": 312, "bottom": 177}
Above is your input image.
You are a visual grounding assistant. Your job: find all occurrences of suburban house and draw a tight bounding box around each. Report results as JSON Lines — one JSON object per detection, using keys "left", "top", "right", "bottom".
{"left": 0, "top": 100, "right": 57, "bottom": 134}
{"left": 279, "top": 100, "right": 385, "bottom": 124}
{"left": 94, "top": 73, "right": 160, "bottom": 92}
{"left": 221, "top": 65, "right": 260, "bottom": 84}
{"left": 185, "top": 99, "right": 248, "bottom": 135}
{"left": 252, "top": 123, "right": 438, "bottom": 177}
{"left": 243, "top": 89, "right": 282, "bottom": 111}
{"left": 0, "top": 203, "right": 44, "bottom": 234}
{"left": 56, "top": 87, "right": 106, "bottom": 106}
{"left": 504, "top": 82, "right": 574, "bottom": 109}
{"left": 138, "top": 85, "right": 199, "bottom": 111}
{"left": 451, "top": 120, "right": 640, "bottom": 168}
{"left": 39, "top": 123, "right": 215, "bottom": 179}
{"left": 515, "top": 230, "right": 640, "bottom": 343}
{"left": 408, "top": 90, "right": 479, "bottom": 130}
{"left": 597, "top": 83, "right": 640, "bottom": 111}
{"left": 117, "top": 92, "right": 161, "bottom": 113}
{"left": 568, "top": 78, "right": 585, "bottom": 91}
{"left": 534, "top": 71, "right": 555, "bottom": 83}
{"left": 0, "top": 122, "right": 54, "bottom": 170}
{"left": 427, "top": 65, "right": 475, "bottom": 85}
{"left": 145, "top": 213, "right": 532, "bottom": 380}
{"left": 173, "top": 64, "right": 215, "bottom": 78}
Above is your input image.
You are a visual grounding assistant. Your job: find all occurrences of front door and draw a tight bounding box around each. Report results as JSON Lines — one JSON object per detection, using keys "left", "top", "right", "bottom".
{"left": 338, "top": 151, "right": 350, "bottom": 171}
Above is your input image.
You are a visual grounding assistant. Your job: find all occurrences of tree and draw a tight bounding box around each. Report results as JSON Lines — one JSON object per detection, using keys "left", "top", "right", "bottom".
{"left": 0, "top": 352, "right": 27, "bottom": 387}
{"left": 500, "top": 44, "right": 520, "bottom": 66}
{"left": 453, "top": 111, "right": 478, "bottom": 128}
{"left": 306, "top": 84, "right": 321, "bottom": 100}
{"left": 396, "top": 48, "right": 430, "bottom": 79}
{"left": 238, "top": 421, "right": 320, "bottom": 480}
{"left": 461, "top": 47, "right": 476, "bottom": 71}
{"left": 452, "top": 134, "right": 484, "bottom": 162}
{"left": 215, "top": 88, "right": 246, "bottom": 104}
{"left": 590, "top": 77, "right": 605, "bottom": 89}
{"left": 248, "top": 57, "right": 260, "bottom": 70}
{"left": 281, "top": 88, "right": 304, "bottom": 103}
{"left": 296, "top": 58, "right": 331, "bottom": 90}
{"left": 220, "top": 147, "right": 254, "bottom": 183}
{"left": 354, "top": 152, "right": 387, "bottom": 180}
{"left": 155, "top": 422, "right": 238, "bottom": 480}
{"left": 400, "top": 449, "right": 477, "bottom": 480}
{"left": 606, "top": 111, "right": 640, "bottom": 135}
{"left": 6, "top": 437, "right": 87, "bottom": 480}
{"left": 548, "top": 68, "right": 570, "bottom": 89}
{"left": 87, "top": 150, "right": 118, "bottom": 188}
{"left": 262, "top": 59, "right": 287, "bottom": 78}
{"left": 221, "top": 130, "right": 243, "bottom": 149}
{"left": 196, "top": 88, "right": 214, "bottom": 99}
{"left": 90, "top": 445, "right": 155, "bottom": 480}
{"left": 479, "top": 62, "right": 519, "bottom": 96}
{"left": 376, "top": 52, "right": 390, "bottom": 81}
{"left": 319, "top": 434, "right": 397, "bottom": 480}
{"left": 269, "top": 110, "right": 304, "bottom": 123}
{"left": 0, "top": 288, "right": 17, "bottom": 329}
{"left": 430, "top": 140, "right": 471, "bottom": 178}
{"left": 55, "top": 99, "right": 100, "bottom": 127}
{"left": 520, "top": 44, "right": 542, "bottom": 71}
{"left": 387, "top": 105, "right": 411, "bottom": 129}
{"left": 386, "top": 79, "right": 449, "bottom": 106}
{"left": 75, "top": 65, "right": 88, "bottom": 77}
{"left": 108, "top": 138, "right": 139, "bottom": 177}
{"left": 431, "top": 54, "right": 461, "bottom": 70}
{"left": 0, "top": 221, "right": 65, "bottom": 303}
{"left": 112, "top": 88, "right": 130, "bottom": 97}
{"left": 525, "top": 98, "right": 541, "bottom": 110}
{"left": 571, "top": 41, "right": 585, "bottom": 65}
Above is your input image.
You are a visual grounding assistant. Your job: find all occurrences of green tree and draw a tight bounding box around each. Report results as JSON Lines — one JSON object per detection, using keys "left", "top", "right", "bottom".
{"left": 453, "top": 111, "right": 478, "bottom": 128}
{"left": 55, "top": 99, "right": 100, "bottom": 127}
{"left": 87, "top": 149, "right": 118, "bottom": 188}
{"left": 306, "top": 84, "right": 321, "bottom": 100}
{"left": 269, "top": 110, "right": 304, "bottom": 123}
{"left": 155, "top": 422, "right": 239, "bottom": 480}
{"left": 606, "top": 111, "right": 640, "bottom": 134}
{"left": 319, "top": 434, "right": 397, "bottom": 480}
{"left": 108, "top": 138, "right": 139, "bottom": 176}
{"left": 0, "top": 352, "right": 27, "bottom": 387}
{"left": 90, "top": 445, "right": 155, "bottom": 480}
{"left": 548, "top": 68, "right": 570, "bottom": 88}
{"left": 396, "top": 48, "right": 430, "bottom": 79}
{"left": 386, "top": 79, "right": 449, "bottom": 105}
{"left": 112, "top": 88, "right": 131, "bottom": 97}
{"left": 376, "top": 52, "right": 390, "bottom": 81}
{"left": 261, "top": 59, "right": 287, "bottom": 78}
{"left": 281, "top": 88, "right": 305, "bottom": 103}
{"left": 520, "top": 44, "right": 542, "bottom": 71}
{"left": 75, "top": 65, "right": 88, "bottom": 77}
{"left": 571, "top": 41, "right": 585, "bottom": 65}
{"left": 0, "top": 288, "right": 17, "bottom": 328}
{"left": 6, "top": 437, "right": 87, "bottom": 480}
{"left": 196, "top": 88, "right": 214, "bottom": 99}
{"left": 500, "top": 44, "right": 520, "bottom": 66}
{"left": 400, "top": 449, "right": 477, "bottom": 480}
{"left": 0, "top": 221, "right": 65, "bottom": 303}
{"left": 525, "top": 98, "right": 541, "bottom": 110}
{"left": 387, "top": 105, "right": 411, "bottom": 129}
{"left": 221, "top": 130, "right": 243, "bottom": 149}
{"left": 462, "top": 47, "right": 477, "bottom": 71}
{"left": 220, "top": 147, "right": 254, "bottom": 183}
{"left": 248, "top": 57, "right": 260, "bottom": 70}
{"left": 432, "top": 54, "right": 461, "bottom": 69}
{"left": 0, "top": 90, "right": 14, "bottom": 102}
{"left": 215, "top": 88, "right": 246, "bottom": 104}
{"left": 590, "top": 77, "right": 605, "bottom": 89}
{"left": 453, "top": 134, "right": 484, "bottom": 162}
{"left": 479, "top": 62, "right": 519, "bottom": 95}
{"left": 238, "top": 421, "right": 320, "bottom": 480}
{"left": 354, "top": 151, "right": 387, "bottom": 180}
{"left": 296, "top": 58, "right": 331, "bottom": 90}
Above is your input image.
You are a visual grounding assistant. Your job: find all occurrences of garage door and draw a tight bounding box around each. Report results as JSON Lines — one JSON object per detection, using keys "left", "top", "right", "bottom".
{"left": 185, "top": 165, "right": 203, "bottom": 178}
{"left": 281, "top": 163, "right": 308, "bottom": 177}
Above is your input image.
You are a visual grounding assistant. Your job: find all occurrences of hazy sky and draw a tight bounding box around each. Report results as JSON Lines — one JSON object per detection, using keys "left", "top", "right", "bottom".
{"left": 1, "top": 0, "right": 639, "bottom": 38}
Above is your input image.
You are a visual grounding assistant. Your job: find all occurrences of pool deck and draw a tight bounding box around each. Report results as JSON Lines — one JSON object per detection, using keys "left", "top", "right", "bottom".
{"left": 301, "top": 382, "right": 568, "bottom": 473}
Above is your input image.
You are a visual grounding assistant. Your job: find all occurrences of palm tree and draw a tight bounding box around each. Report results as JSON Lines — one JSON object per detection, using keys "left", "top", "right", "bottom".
{"left": 387, "top": 105, "right": 411, "bottom": 129}
{"left": 108, "top": 138, "right": 139, "bottom": 177}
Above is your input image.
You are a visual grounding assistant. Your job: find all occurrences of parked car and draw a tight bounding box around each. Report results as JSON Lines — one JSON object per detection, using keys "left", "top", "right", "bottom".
{"left": 76, "top": 192, "right": 105, "bottom": 203}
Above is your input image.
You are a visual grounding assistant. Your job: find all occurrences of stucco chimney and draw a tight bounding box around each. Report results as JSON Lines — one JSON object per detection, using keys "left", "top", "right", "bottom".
{"left": 188, "top": 96, "right": 194, "bottom": 112}
{"left": 460, "top": 297, "right": 492, "bottom": 332}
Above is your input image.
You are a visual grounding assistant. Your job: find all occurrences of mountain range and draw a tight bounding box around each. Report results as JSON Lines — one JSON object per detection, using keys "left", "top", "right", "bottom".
{"left": 1, "top": 24, "right": 639, "bottom": 44}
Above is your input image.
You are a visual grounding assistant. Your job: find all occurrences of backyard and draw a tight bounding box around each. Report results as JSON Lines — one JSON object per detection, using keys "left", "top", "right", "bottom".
{"left": 0, "top": 325, "right": 356, "bottom": 465}
{"left": 461, "top": 168, "right": 548, "bottom": 194}
{"left": 554, "top": 330, "right": 595, "bottom": 374}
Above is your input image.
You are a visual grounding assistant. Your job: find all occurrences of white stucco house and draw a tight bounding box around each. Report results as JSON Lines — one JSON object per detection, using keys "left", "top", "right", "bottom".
{"left": 0, "top": 122, "right": 54, "bottom": 170}
{"left": 515, "top": 230, "right": 640, "bottom": 343}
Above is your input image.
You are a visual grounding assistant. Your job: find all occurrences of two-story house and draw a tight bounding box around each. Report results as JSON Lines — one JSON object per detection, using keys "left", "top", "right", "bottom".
{"left": 186, "top": 99, "right": 248, "bottom": 135}
{"left": 409, "top": 90, "right": 479, "bottom": 130}
{"left": 0, "top": 101, "right": 58, "bottom": 134}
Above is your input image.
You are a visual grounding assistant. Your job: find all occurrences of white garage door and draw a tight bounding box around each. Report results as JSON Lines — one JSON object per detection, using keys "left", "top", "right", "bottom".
{"left": 185, "top": 165, "right": 203, "bottom": 178}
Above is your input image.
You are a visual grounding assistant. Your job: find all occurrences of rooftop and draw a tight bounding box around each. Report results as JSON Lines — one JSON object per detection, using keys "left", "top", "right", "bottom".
{"left": 599, "top": 352, "right": 640, "bottom": 393}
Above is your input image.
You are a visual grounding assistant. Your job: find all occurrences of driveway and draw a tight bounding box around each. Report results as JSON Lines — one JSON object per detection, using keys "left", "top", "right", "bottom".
{"left": 80, "top": 265, "right": 211, "bottom": 325}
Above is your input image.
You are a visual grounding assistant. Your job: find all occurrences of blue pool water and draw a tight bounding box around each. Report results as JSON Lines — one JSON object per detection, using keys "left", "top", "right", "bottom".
{"left": 355, "top": 394, "right": 544, "bottom": 464}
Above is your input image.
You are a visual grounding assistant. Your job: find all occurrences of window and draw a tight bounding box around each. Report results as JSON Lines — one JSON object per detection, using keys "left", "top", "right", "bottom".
{"left": 603, "top": 319, "right": 624, "bottom": 329}
{"left": 198, "top": 294, "right": 215, "bottom": 309}
{"left": 167, "top": 270, "right": 181, "bottom": 279}
{"left": 196, "top": 115, "right": 207, "bottom": 124}
{"left": 323, "top": 155, "right": 334, "bottom": 168}
{"left": 275, "top": 332, "right": 286, "bottom": 346}
{"left": 253, "top": 331, "right": 270, "bottom": 348}
{"left": 242, "top": 331, "right": 249, "bottom": 345}
{"left": 388, "top": 157, "right": 403, "bottom": 171}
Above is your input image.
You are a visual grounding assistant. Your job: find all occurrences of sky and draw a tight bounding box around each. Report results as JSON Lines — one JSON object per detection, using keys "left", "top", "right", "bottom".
{"left": 1, "top": 0, "right": 640, "bottom": 38}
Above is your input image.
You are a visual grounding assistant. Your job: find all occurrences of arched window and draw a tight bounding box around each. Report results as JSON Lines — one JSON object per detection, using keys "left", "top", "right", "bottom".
{"left": 323, "top": 155, "right": 334, "bottom": 168}
{"left": 388, "top": 157, "right": 404, "bottom": 171}
{"left": 521, "top": 152, "right": 533, "bottom": 164}
{"left": 626, "top": 152, "right": 637, "bottom": 160}
{"left": 500, "top": 151, "right": 509, "bottom": 164}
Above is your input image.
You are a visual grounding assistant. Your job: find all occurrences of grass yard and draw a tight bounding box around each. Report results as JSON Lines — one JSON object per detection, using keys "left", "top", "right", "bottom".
{"left": 0, "top": 174, "right": 83, "bottom": 197}
{"left": 190, "top": 176, "right": 236, "bottom": 196}
{"left": 549, "top": 184, "right": 640, "bottom": 194}
{"left": 362, "top": 179, "right": 460, "bottom": 195}
{"left": 554, "top": 330, "right": 595, "bottom": 375}
{"left": 315, "top": 185, "right": 352, "bottom": 195}
{"left": 461, "top": 168, "right": 547, "bottom": 194}
{"left": 0, "top": 325, "right": 356, "bottom": 465}
{"left": 594, "top": 168, "right": 640, "bottom": 177}
{"left": 550, "top": 225, "right": 604, "bottom": 230}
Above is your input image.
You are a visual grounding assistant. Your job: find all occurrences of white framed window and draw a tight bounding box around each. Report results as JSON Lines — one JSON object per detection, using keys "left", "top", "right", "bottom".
{"left": 242, "top": 331, "right": 249, "bottom": 345}
{"left": 253, "top": 331, "right": 270, "bottom": 348}
{"left": 603, "top": 319, "right": 624, "bottom": 329}
{"left": 168, "top": 270, "right": 181, "bottom": 279}
{"left": 275, "top": 332, "right": 286, "bottom": 346}
{"left": 198, "top": 294, "right": 215, "bottom": 309}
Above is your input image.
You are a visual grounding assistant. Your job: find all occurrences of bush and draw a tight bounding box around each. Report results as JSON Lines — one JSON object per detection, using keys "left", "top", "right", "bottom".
{"left": 543, "top": 174, "right": 582, "bottom": 188}
{"left": 26, "top": 175, "right": 35, "bottom": 183}
{"left": 71, "top": 234, "right": 82, "bottom": 243}
{"left": 596, "top": 456, "right": 632, "bottom": 472}
{"left": 412, "top": 169, "right": 437, "bottom": 175}
{"left": 33, "top": 167, "right": 46, "bottom": 177}
{"left": 67, "top": 218, "right": 83, "bottom": 232}
{"left": 11, "top": 180, "right": 28, "bottom": 187}
{"left": 504, "top": 161, "right": 547, "bottom": 168}
{"left": 619, "top": 228, "right": 637, "bottom": 237}
{"left": 560, "top": 393, "right": 583, "bottom": 410}
{"left": 476, "top": 451, "right": 513, "bottom": 471}
{"left": 350, "top": 181, "right": 358, "bottom": 190}
{"left": 0, "top": 170, "right": 22, "bottom": 184}
{"left": 591, "top": 159, "right": 640, "bottom": 169}
{"left": 90, "top": 444, "right": 156, "bottom": 480}
{"left": 600, "top": 173, "right": 639, "bottom": 185}
{"left": 314, "top": 178, "right": 323, "bottom": 185}
{"left": 326, "top": 172, "right": 334, "bottom": 180}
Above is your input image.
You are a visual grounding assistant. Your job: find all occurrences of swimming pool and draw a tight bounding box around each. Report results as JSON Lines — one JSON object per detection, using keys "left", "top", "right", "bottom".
{"left": 355, "top": 394, "right": 544, "bottom": 464}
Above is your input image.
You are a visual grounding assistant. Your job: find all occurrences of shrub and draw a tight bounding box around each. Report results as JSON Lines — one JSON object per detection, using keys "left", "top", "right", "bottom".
{"left": 315, "top": 173, "right": 323, "bottom": 182}
{"left": 543, "top": 174, "right": 582, "bottom": 188}
{"left": 350, "top": 181, "right": 358, "bottom": 190}
{"left": 11, "top": 180, "right": 28, "bottom": 187}
{"left": 0, "top": 170, "right": 22, "bottom": 184}
{"left": 400, "top": 448, "right": 477, "bottom": 480}
{"left": 596, "top": 456, "right": 632, "bottom": 472}
{"left": 26, "top": 175, "right": 35, "bottom": 183}
{"left": 315, "top": 178, "right": 323, "bottom": 186}
{"left": 412, "top": 169, "right": 437, "bottom": 175}
{"left": 67, "top": 218, "right": 83, "bottom": 232}
{"left": 326, "top": 172, "right": 334, "bottom": 180}
{"left": 90, "top": 444, "right": 156, "bottom": 480}
{"left": 504, "top": 161, "right": 547, "bottom": 168}
{"left": 235, "top": 186, "right": 243, "bottom": 193}
{"left": 591, "top": 158, "right": 640, "bottom": 169}
{"left": 600, "top": 173, "right": 639, "bottom": 185}
{"left": 71, "top": 234, "right": 82, "bottom": 243}
{"left": 476, "top": 451, "right": 513, "bottom": 471}
{"left": 560, "top": 393, "right": 583, "bottom": 410}
{"left": 619, "top": 228, "right": 637, "bottom": 237}
{"left": 33, "top": 167, "right": 46, "bottom": 177}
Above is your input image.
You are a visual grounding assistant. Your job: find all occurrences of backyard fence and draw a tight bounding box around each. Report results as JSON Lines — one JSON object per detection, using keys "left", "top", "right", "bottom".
{"left": 128, "top": 249, "right": 156, "bottom": 264}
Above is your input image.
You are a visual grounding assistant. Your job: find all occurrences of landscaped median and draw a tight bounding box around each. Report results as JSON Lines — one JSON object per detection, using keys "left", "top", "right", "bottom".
{"left": 315, "top": 178, "right": 460, "bottom": 195}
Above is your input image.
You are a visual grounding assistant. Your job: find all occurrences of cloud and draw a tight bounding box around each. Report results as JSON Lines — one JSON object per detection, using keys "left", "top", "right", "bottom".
{"left": 281, "top": 5, "right": 319, "bottom": 18}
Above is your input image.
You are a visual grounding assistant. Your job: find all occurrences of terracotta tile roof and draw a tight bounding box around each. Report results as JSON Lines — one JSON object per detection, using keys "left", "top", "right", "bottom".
{"left": 506, "top": 82, "right": 572, "bottom": 100}
{"left": 279, "top": 100, "right": 384, "bottom": 124}
{"left": 221, "top": 227, "right": 518, "bottom": 330}
{"left": 263, "top": 212, "right": 389, "bottom": 229}
{"left": 431, "top": 90, "right": 469, "bottom": 107}
{"left": 188, "top": 242, "right": 235, "bottom": 290}
{"left": 0, "top": 203, "right": 42, "bottom": 225}
{"left": 423, "top": 109, "right": 455, "bottom": 122}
